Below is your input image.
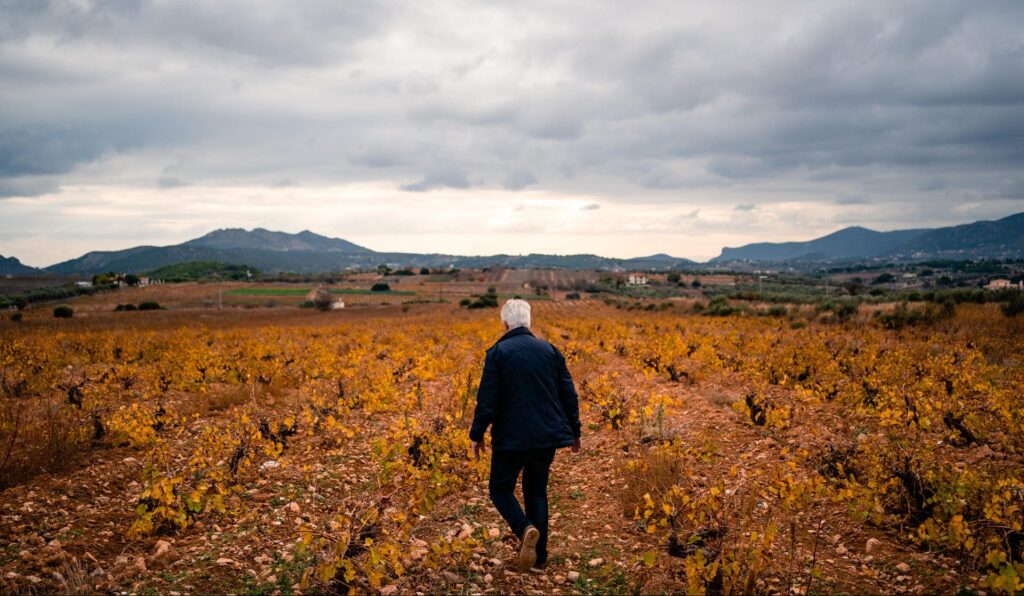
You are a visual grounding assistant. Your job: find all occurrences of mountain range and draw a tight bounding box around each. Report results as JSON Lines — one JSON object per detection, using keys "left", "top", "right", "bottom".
{"left": 35, "top": 228, "right": 695, "bottom": 275}
{"left": 712, "top": 212, "right": 1024, "bottom": 264}
{"left": 3, "top": 211, "right": 1021, "bottom": 276}
{"left": 0, "top": 255, "right": 40, "bottom": 276}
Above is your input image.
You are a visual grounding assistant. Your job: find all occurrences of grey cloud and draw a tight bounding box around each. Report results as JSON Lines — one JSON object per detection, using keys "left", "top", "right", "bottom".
{"left": 734, "top": 203, "right": 756, "bottom": 212}
{"left": 1, "top": 0, "right": 1023, "bottom": 230}
{"left": 917, "top": 178, "right": 948, "bottom": 192}
{"left": 0, "top": 175, "right": 60, "bottom": 198}
{"left": 503, "top": 170, "right": 537, "bottom": 190}
{"left": 400, "top": 167, "right": 471, "bottom": 192}
{"left": 581, "top": 203, "right": 600, "bottom": 211}
{"left": 156, "top": 176, "right": 187, "bottom": 189}
{"left": 349, "top": 146, "right": 409, "bottom": 169}
{"left": 0, "top": 0, "right": 392, "bottom": 66}
{"left": 0, "top": 126, "right": 114, "bottom": 177}
{"left": 835, "top": 195, "right": 870, "bottom": 205}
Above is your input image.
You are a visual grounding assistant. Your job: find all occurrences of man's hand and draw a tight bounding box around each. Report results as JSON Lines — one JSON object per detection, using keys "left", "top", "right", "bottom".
{"left": 471, "top": 440, "right": 486, "bottom": 460}
{"left": 571, "top": 438, "right": 581, "bottom": 454}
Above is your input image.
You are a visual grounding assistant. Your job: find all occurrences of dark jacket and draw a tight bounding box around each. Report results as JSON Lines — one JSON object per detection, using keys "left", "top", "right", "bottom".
{"left": 469, "top": 326, "right": 581, "bottom": 451}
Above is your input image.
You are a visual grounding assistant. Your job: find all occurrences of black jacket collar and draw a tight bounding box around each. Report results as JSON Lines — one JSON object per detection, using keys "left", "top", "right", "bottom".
{"left": 497, "top": 326, "right": 534, "bottom": 343}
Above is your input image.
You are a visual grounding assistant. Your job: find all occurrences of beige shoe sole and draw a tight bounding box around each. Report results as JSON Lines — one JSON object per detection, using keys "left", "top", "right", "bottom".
{"left": 518, "top": 526, "right": 540, "bottom": 571}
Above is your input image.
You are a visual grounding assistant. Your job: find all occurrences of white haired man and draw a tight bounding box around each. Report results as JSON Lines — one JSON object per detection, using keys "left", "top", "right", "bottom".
{"left": 469, "top": 299, "right": 581, "bottom": 571}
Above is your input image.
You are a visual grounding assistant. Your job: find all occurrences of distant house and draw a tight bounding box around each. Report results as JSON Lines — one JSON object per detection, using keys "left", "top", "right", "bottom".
{"left": 137, "top": 277, "right": 150, "bottom": 287}
{"left": 627, "top": 273, "right": 648, "bottom": 286}
{"left": 75, "top": 281, "right": 93, "bottom": 288}
{"left": 986, "top": 279, "right": 1014, "bottom": 290}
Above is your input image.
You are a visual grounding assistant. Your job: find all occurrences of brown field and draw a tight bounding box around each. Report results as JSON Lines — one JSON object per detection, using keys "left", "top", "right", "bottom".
{"left": 1, "top": 294, "right": 1022, "bottom": 595}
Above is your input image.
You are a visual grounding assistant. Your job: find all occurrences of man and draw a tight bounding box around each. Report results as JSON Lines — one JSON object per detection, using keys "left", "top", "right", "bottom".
{"left": 469, "top": 298, "right": 581, "bottom": 571}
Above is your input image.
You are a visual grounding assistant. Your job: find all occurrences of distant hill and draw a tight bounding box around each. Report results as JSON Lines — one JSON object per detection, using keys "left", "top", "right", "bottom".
{"left": 714, "top": 227, "right": 928, "bottom": 262}
{"left": 0, "top": 255, "right": 42, "bottom": 276}
{"left": 44, "top": 229, "right": 696, "bottom": 274}
{"left": 184, "top": 228, "right": 372, "bottom": 254}
{"left": 712, "top": 212, "right": 1024, "bottom": 263}
{"left": 47, "top": 229, "right": 375, "bottom": 275}
{"left": 891, "top": 212, "right": 1024, "bottom": 259}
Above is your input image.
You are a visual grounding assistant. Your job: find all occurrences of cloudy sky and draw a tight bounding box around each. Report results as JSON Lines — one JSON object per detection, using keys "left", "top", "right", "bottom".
{"left": 1, "top": 0, "right": 1023, "bottom": 266}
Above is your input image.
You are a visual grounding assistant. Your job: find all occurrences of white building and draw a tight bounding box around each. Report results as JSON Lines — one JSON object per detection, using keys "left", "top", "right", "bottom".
{"left": 627, "top": 273, "right": 648, "bottom": 286}
{"left": 986, "top": 279, "right": 1015, "bottom": 290}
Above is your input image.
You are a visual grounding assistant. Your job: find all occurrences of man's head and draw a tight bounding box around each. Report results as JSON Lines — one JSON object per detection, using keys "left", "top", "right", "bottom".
{"left": 500, "top": 299, "right": 531, "bottom": 331}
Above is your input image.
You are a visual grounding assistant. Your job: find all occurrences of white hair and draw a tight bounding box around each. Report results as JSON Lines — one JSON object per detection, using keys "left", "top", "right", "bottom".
{"left": 501, "top": 299, "right": 531, "bottom": 329}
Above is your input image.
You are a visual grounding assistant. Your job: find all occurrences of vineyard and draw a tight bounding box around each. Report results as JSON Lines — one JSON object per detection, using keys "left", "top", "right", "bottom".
{"left": 1, "top": 301, "right": 1022, "bottom": 594}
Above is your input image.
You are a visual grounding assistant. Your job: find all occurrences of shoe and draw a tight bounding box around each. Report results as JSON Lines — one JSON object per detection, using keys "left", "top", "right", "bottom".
{"left": 517, "top": 525, "right": 540, "bottom": 571}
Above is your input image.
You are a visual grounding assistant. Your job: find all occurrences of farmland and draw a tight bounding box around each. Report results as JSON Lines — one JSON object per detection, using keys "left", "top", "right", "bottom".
{"left": 0, "top": 295, "right": 1022, "bottom": 594}
{"left": 224, "top": 288, "right": 417, "bottom": 297}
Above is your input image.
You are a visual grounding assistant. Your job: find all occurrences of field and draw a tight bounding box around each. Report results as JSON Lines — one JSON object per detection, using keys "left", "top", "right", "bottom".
{"left": 1, "top": 296, "right": 1023, "bottom": 594}
{"left": 224, "top": 288, "right": 418, "bottom": 297}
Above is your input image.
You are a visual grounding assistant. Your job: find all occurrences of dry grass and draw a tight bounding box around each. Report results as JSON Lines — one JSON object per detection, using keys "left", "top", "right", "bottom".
{"left": 0, "top": 395, "right": 90, "bottom": 489}
{"left": 57, "top": 556, "right": 92, "bottom": 595}
{"left": 617, "top": 443, "right": 691, "bottom": 518}
{"left": 704, "top": 389, "right": 739, "bottom": 409}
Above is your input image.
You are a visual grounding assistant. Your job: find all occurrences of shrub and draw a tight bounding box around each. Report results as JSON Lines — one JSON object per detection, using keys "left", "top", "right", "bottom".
{"left": 876, "top": 301, "right": 954, "bottom": 330}
{"left": 566, "top": 292, "right": 581, "bottom": 300}
{"left": 10, "top": 312, "right": 22, "bottom": 322}
{"left": 308, "top": 288, "right": 334, "bottom": 311}
{"left": 691, "top": 279, "right": 702, "bottom": 288}
{"left": 114, "top": 304, "right": 138, "bottom": 312}
{"left": 767, "top": 305, "right": 788, "bottom": 317}
{"left": 371, "top": 283, "right": 391, "bottom": 292}
{"left": 834, "top": 301, "right": 859, "bottom": 322}
{"left": 703, "top": 296, "right": 736, "bottom": 317}
{"left": 466, "top": 294, "right": 498, "bottom": 309}
{"left": 666, "top": 272, "right": 681, "bottom": 284}
{"left": 138, "top": 302, "right": 162, "bottom": 311}
{"left": 53, "top": 305, "right": 74, "bottom": 318}
{"left": 872, "top": 273, "right": 896, "bottom": 285}
{"left": 419, "top": 267, "right": 430, "bottom": 275}
{"left": 1002, "top": 294, "right": 1024, "bottom": 317}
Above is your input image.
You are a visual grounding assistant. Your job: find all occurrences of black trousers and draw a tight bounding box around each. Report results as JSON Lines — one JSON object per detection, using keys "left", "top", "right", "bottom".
{"left": 488, "top": 447, "right": 556, "bottom": 566}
